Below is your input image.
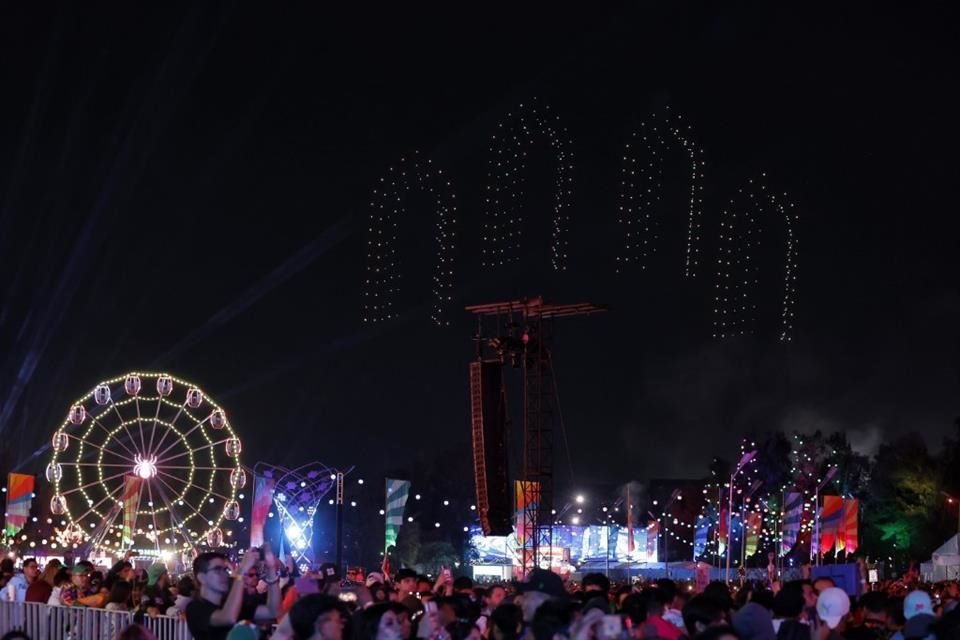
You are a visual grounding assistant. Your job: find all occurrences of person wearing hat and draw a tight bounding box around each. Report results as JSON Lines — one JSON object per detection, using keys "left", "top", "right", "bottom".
{"left": 816, "top": 587, "right": 851, "bottom": 639}
{"left": 890, "top": 591, "right": 935, "bottom": 640}
{"left": 515, "top": 568, "right": 566, "bottom": 628}
{"left": 142, "top": 562, "right": 174, "bottom": 613}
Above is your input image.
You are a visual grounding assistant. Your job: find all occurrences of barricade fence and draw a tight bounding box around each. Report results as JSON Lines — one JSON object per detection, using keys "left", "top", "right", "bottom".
{"left": 0, "top": 601, "right": 192, "bottom": 640}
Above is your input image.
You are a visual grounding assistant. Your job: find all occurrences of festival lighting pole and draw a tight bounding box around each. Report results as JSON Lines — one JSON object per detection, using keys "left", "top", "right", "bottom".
{"left": 812, "top": 466, "right": 838, "bottom": 567}
{"left": 726, "top": 451, "right": 756, "bottom": 582}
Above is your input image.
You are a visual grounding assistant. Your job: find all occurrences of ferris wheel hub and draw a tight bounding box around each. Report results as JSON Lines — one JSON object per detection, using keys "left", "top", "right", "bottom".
{"left": 133, "top": 454, "right": 158, "bottom": 479}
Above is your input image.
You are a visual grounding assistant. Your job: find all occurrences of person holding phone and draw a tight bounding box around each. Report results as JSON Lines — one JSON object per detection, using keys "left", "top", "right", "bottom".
{"left": 187, "top": 547, "right": 282, "bottom": 640}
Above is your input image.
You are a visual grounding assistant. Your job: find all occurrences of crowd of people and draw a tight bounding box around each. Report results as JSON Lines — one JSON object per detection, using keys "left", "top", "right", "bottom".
{"left": 3, "top": 550, "right": 960, "bottom": 640}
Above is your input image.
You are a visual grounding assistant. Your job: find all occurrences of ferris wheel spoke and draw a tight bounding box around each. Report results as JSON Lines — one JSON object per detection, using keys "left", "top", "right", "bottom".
{"left": 156, "top": 469, "right": 233, "bottom": 502}
{"left": 67, "top": 480, "right": 125, "bottom": 526}
{"left": 59, "top": 462, "right": 138, "bottom": 468}
{"left": 59, "top": 469, "right": 132, "bottom": 496}
{"left": 158, "top": 437, "right": 231, "bottom": 465}
{"left": 153, "top": 473, "right": 209, "bottom": 532}
{"left": 144, "top": 480, "right": 162, "bottom": 555}
{"left": 152, "top": 415, "right": 211, "bottom": 461}
{"left": 155, "top": 465, "right": 238, "bottom": 471}
{"left": 88, "top": 416, "right": 140, "bottom": 460}
{"left": 65, "top": 433, "right": 137, "bottom": 464}
{"left": 134, "top": 397, "right": 148, "bottom": 455}
{"left": 150, "top": 480, "right": 193, "bottom": 550}
{"left": 146, "top": 400, "right": 163, "bottom": 465}
{"left": 109, "top": 401, "right": 144, "bottom": 459}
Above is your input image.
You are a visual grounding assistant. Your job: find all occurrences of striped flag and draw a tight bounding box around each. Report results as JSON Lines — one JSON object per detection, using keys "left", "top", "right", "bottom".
{"left": 385, "top": 479, "right": 411, "bottom": 552}
{"left": 819, "top": 496, "right": 843, "bottom": 555}
{"left": 122, "top": 475, "right": 142, "bottom": 546}
{"left": 250, "top": 475, "right": 276, "bottom": 548}
{"left": 780, "top": 492, "right": 803, "bottom": 555}
{"left": 744, "top": 512, "right": 762, "bottom": 557}
{"left": 842, "top": 499, "right": 859, "bottom": 554}
{"left": 3, "top": 473, "right": 35, "bottom": 538}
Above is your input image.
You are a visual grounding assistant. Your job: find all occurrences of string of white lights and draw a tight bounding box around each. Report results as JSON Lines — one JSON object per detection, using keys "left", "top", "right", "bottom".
{"left": 363, "top": 151, "right": 458, "bottom": 326}
{"left": 481, "top": 98, "right": 573, "bottom": 271}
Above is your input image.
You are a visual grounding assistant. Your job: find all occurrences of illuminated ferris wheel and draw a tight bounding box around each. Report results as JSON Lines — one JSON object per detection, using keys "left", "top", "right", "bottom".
{"left": 45, "top": 372, "right": 245, "bottom": 555}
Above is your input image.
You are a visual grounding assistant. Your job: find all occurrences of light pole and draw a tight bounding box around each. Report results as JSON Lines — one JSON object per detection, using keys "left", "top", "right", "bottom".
{"left": 812, "top": 467, "right": 838, "bottom": 567}
{"left": 726, "top": 451, "right": 756, "bottom": 582}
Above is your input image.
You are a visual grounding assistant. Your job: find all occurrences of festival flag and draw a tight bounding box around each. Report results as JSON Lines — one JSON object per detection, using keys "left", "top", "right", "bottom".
{"left": 250, "top": 474, "right": 276, "bottom": 548}
{"left": 693, "top": 515, "right": 710, "bottom": 560}
{"left": 842, "top": 499, "right": 859, "bottom": 554}
{"left": 718, "top": 505, "right": 729, "bottom": 556}
{"left": 819, "top": 495, "right": 843, "bottom": 554}
{"left": 780, "top": 491, "right": 803, "bottom": 555}
{"left": 626, "top": 487, "right": 635, "bottom": 554}
{"left": 744, "top": 512, "right": 762, "bottom": 558}
{"left": 810, "top": 504, "right": 820, "bottom": 558}
{"left": 385, "top": 479, "right": 411, "bottom": 552}
{"left": 646, "top": 521, "right": 660, "bottom": 560}
{"left": 3, "top": 473, "right": 35, "bottom": 538}
{"left": 514, "top": 481, "right": 540, "bottom": 547}
{"left": 121, "top": 475, "right": 142, "bottom": 546}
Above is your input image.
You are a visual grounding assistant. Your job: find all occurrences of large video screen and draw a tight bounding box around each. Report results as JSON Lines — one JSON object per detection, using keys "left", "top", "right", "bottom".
{"left": 469, "top": 524, "right": 658, "bottom": 565}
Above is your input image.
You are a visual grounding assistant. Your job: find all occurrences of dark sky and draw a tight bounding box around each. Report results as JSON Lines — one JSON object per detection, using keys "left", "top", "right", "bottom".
{"left": 1, "top": 2, "right": 958, "bottom": 492}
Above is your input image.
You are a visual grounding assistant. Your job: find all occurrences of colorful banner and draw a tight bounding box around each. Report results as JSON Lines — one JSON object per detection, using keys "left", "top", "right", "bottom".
{"left": 820, "top": 496, "right": 843, "bottom": 554}
{"left": 780, "top": 492, "right": 803, "bottom": 555}
{"left": 646, "top": 521, "right": 660, "bottom": 558}
{"left": 842, "top": 499, "right": 859, "bottom": 554}
{"left": 744, "top": 512, "right": 762, "bottom": 558}
{"left": 121, "top": 475, "right": 142, "bottom": 546}
{"left": 385, "top": 479, "right": 411, "bottom": 552}
{"left": 250, "top": 475, "right": 276, "bottom": 548}
{"left": 693, "top": 516, "right": 710, "bottom": 559}
{"left": 514, "top": 481, "right": 540, "bottom": 548}
{"left": 3, "top": 473, "right": 35, "bottom": 538}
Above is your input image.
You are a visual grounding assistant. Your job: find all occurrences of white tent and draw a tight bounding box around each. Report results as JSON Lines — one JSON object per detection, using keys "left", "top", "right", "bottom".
{"left": 927, "top": 534, "right": 960, "bottom": 581}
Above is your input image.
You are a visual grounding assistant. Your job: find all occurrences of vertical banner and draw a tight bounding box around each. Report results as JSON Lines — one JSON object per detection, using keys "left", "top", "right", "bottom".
{"left": 820, "top": 496, "right": 843, "bottom": 554}
{"left": 250, "top": 475, "right": 276, "bottom": 548}
{"left": 121, "top": 475, "right": 142, "bottom": 546}
{"left": 842, "top": 499, "right": 859, "bottom": 555}
{"left": 780, "top": 491, "right": 803, "bottom": 555}
{"left": 385, "top": 479, "right": 411, "bottom": 552}
{"left": 3, "top": 473, "right": 35, "bottom": 538}
{"left": 645, "top": 521, "right": 660, "bottom": 560}
{"left": 744, "top": 512, "right": 762, "bottom": 558}
{"left": 693, "top": 516, "right": 710, "bottom": 560}
{"left": 514, "top": 481, "right": 540, "bottom": 548}
{"left": 718, "top": 506, "right": 729, "bottom": 556}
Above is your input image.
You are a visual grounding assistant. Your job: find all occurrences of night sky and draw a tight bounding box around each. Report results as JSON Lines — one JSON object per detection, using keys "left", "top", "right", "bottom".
{"left": 1, "top": 3, "right": 958, "bottom": 496}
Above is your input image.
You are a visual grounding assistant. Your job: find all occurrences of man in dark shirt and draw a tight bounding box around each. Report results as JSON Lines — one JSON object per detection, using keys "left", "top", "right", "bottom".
{"left": 186, "top": 548, "right": 281, "bottom": 640}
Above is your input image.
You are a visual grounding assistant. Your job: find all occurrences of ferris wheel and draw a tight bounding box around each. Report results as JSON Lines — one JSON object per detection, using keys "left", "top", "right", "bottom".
{"left": 45, "top": 372, "right": 245, "bottom": 556}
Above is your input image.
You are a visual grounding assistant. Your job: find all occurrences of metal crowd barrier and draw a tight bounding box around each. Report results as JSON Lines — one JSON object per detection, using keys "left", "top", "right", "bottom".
{"left": 0, "top": 601, "right": 193, "bottom": 640}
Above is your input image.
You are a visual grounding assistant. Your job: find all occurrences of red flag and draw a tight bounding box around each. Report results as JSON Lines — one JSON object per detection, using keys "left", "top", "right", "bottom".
{"left": 842, "top": 499, "right": 859, "bottom": 554}
{"left": 820, "top": 496, "right": 843, "bottom": 554}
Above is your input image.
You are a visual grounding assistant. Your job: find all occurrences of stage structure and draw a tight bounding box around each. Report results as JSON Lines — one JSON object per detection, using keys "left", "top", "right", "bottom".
{"left": 467, "top": 297, "right": 607, "bottom": 576}
{"left": 252, "top": 463, "right": 337, "bottom": 570}
{"left": 45, "top": 372, "right": 244, "bottom": 558}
